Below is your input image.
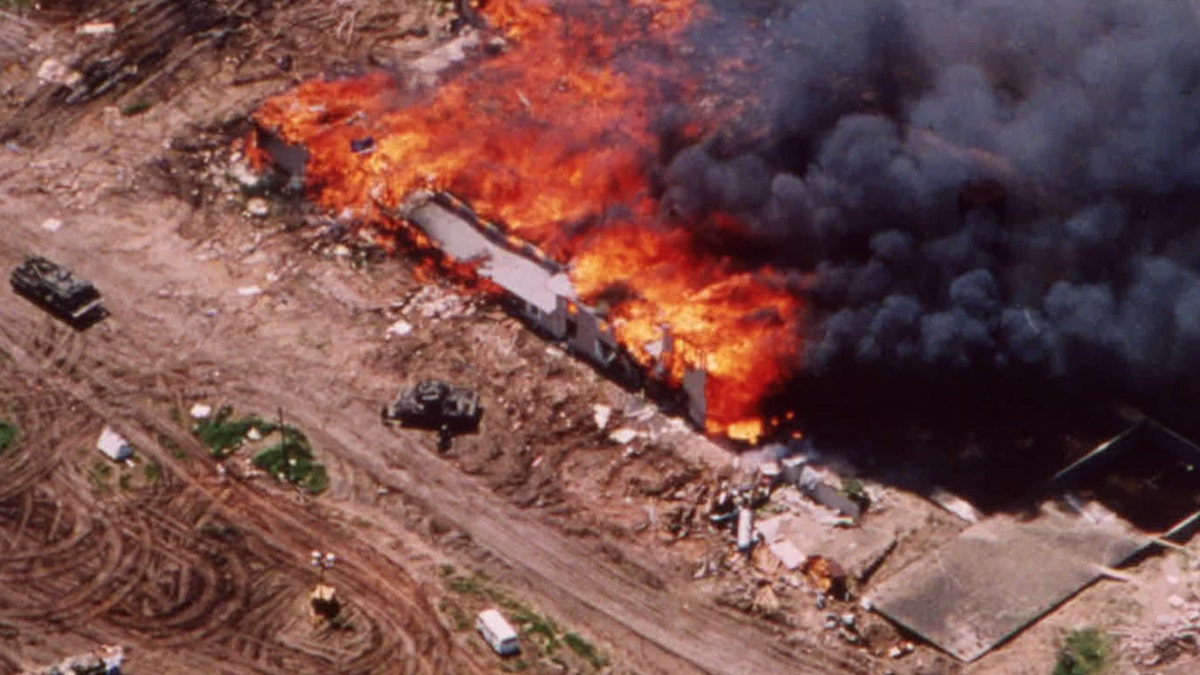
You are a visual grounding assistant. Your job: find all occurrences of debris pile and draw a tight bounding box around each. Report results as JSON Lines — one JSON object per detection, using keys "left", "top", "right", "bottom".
{"left": 399, "top": 285, "right": 476, "bottom": 321}
{"left": 1119, "top": 570, "right": 1200, "bottom": 667}
{"left": 35, "top": 645, "right": 123, "bottom": 675}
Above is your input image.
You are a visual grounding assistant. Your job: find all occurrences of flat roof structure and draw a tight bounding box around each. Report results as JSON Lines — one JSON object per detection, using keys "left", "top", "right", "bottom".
{"left": 868, "top": 503, "right": 1148, "bottom": 662}
{"left": 407, "top": 199, "right": 572, "bottom": 314}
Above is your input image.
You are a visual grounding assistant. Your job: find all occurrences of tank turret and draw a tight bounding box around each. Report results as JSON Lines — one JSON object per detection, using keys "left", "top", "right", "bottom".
{"left": 382, "top": 379, "right": 482, "bottom": 433}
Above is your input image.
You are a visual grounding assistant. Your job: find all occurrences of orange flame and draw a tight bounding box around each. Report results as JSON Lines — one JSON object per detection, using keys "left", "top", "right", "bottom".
{"left": 253, "top": 0, "right": 802, "bottom": 439}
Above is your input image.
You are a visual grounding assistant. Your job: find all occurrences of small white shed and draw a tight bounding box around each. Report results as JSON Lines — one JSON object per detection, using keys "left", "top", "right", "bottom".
{"left": 96, "top": 426, "right": 132, "bottom": 461}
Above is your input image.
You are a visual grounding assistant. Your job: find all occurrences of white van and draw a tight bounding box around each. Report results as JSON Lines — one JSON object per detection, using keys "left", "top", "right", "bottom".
{"left": 476, "top": 608, "right": 520, "bottom": 656}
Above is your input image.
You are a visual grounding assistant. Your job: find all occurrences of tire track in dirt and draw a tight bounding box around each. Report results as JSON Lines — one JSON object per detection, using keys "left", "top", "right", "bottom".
{"left": 0, "top": 315, "right": 477, "bottom": 674}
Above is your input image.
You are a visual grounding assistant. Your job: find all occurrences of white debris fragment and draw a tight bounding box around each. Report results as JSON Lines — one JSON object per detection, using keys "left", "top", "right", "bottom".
{"left": 189, "top": 403, "right": 213, "bottom": 420}
{"left": 97, "top": 426, "right": 132, "bottom": 462}
{"left": 40, "top": 218, "right": 63, "bottom": 232}
{"left": 229, "top": 161, "right": 263, "bottom": 189}
{"left": 76, "top": 22, "right": 116, "bottom": 36}
{"left": 244, "top": 197, "right": 270, "bottom": 218}
{"left": 927, "top": 486, "right": 983, "bottom": 523}
{"left": 237, "top": 285, "right": 263, "bottom": 297}
{"left": 592, "top": 404, "right": 612, "bottom": 431}
{"left": 37, "top": 58, "right": 82, "bottom": 87}
{"left": 99, "top": 644, "right": 124, "bottom": 671}
{"left": 246, "top": 427, "right": 263, "bottom": 441}
{"left": 609, "top": 427, "right": 639, "bottom": 444}
{"left": 888, "top": 643, "right": 915, "bottom": 659}
{"left": 386, "top": 319, "right": 413, "bottom": 338}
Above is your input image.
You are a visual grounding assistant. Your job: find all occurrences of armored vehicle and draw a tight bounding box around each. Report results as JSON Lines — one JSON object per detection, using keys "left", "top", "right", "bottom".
{"left": 10, "top": 256, "right": 107, "bottom": 328}
{"left": 382, "top": 380, "right": 482, "bottom": 434}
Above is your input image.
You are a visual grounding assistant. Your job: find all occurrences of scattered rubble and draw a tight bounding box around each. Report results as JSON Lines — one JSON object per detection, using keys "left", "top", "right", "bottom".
{"left": 887, "top": 641, "right": 915, "bottom": 659}
{"left": 608, "top": 427, "right": 639, "bottom": 445}
{"left": 403, "top": 285, "right": 474, "bottom": 320}
{"left": 592, "top": 404, "right": 612, "bottom": 431}
{"left": 386, "top": 318, "right": 413, "bottom": 338}
{"left": 244, "top": 197, "right": 271, "bottom": 218}
{"left": 35, "top": 644, "right": 123, "bottom": 675}
{"left": 37, "top": 58, "right": 82, "bottom": 88}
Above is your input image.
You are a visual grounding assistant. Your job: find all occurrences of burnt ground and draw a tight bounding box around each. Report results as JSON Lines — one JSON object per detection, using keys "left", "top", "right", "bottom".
{"left": 2, "top": 2, "right": 1199, "bottom": 674}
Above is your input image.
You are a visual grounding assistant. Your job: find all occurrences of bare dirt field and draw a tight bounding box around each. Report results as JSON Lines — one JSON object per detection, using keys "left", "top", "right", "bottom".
{"left": 0, "top": 2, "right": 872, "bottom": 673}
{"left": 4, "top": 2, "right": 1200, "bottom": 675}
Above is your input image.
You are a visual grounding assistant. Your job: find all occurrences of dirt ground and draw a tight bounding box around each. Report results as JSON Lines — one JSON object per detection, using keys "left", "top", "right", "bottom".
{"left": 2, "top": 2, "right": 1198, "bottom": 674}
{"left": 0, "top": 2, "right": 868, "bottom": 673}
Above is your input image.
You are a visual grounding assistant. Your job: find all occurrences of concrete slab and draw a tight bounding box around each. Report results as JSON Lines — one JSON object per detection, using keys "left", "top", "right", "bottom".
{"left": 868, "top": 502, "right": 1148, "bottom": 662}
{"left": 758, "top": 512, "right": 899, "bottom": 580}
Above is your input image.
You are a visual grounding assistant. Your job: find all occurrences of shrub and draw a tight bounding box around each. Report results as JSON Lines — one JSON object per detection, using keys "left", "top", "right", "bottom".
{"left": 251, "top": 424, "right": 328, "bottom": 494}
{"left": 1053, "top": 627, "right": 1108, "bottom": 675}
{"left": 192, "top": 407, "right": 270, "bottom": 457}
{"left": 0, "top": 421, "right": 16, "bottom": 453}
{"left": 563, "top": 631, "right": 606, "bottom": 669}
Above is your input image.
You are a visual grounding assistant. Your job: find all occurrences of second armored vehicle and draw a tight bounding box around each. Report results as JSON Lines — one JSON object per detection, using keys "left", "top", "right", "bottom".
{"left": 382, "top": 380, "right": 482, "bottom": 434}
{"left": 10, "top": 255, "right": 107, "bottom": 328}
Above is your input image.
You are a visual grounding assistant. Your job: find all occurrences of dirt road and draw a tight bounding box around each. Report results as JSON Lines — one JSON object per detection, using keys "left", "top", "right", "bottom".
{"left": 0, "top": 115, "right": 867, "bottom": 674}
{"left": 0, "top": 4, "right": 871, "bottom": 672}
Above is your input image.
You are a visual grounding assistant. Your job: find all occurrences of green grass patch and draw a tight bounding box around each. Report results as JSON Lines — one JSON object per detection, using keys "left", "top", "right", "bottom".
{"left": 119, "top": 100, "right": 153, "bottom": 117}
{"left": 438, "top": 599, "right": 473, "bottom": 632}
{"left": 191, "top": 407, "right": 328, "bottom": 493}
{"left": 192, "top": 407, "right": 272, "bottom": 457}
{"left": 250, "top": 424, "right": 328, "bottom": 494}
{"left": 511, "top": 606, "right": 558, "bottom": 650}
{"left": 143, "top": 460, "right": 162, "bottom": 484}
{"left": 447, "top": 573, "right": 492, "bottom": 598}
{"left": 1053, "top": 627, "right": 1108, "bottom": 675}
{"left": 841, "top": 477, "right": 867, "bottom": 502}
{"left": 564, "top": 632, "right": 607, "bottom": 669}
{"left": 0, "top": 421, "right": 16, "bottom": 454}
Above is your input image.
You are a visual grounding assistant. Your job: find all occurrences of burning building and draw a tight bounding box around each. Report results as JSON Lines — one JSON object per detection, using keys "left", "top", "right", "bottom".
{"left": 251, "top": 0, "right": 803, "bottom": 443}
{"left": 251, "top": 0, "right": 1200, "bottom": 440}
{"left": 401, "top": 191, "right": 708, "bottom": 427}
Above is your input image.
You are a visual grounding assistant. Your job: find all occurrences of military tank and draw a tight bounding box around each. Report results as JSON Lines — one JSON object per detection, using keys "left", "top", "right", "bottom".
{"left": 382, "top": 380, "right": 482, "bottom": 434}
{"left": 10, "top": 255, "right": 107, "bottom": 328}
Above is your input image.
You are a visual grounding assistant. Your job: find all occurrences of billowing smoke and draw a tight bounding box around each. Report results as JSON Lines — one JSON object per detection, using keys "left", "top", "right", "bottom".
{"left": 664, "top": 0, "right": 1200, "bottom": 405}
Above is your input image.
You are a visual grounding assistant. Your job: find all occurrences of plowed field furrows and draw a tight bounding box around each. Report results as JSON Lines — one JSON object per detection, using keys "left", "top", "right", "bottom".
{"left": 0, "top": 327, "right": 472, "bottom": 674}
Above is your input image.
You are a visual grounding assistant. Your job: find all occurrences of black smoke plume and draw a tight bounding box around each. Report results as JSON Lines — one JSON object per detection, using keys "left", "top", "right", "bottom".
{"left": 665, "top": 0, "right": 1200, "bottom": 413}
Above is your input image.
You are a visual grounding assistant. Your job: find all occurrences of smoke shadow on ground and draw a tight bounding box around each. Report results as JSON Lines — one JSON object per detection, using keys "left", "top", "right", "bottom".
{"left": 761, "top": 369, "right": 1199, "bottom": 516}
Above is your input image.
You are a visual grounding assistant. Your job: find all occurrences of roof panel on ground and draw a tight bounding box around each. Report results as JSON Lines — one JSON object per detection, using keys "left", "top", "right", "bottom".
{"left": 868, "top": 503, "right": 1148, "bottom": 662}
{"left": 409, "top": 202, "right": 571, "bottom": 313}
